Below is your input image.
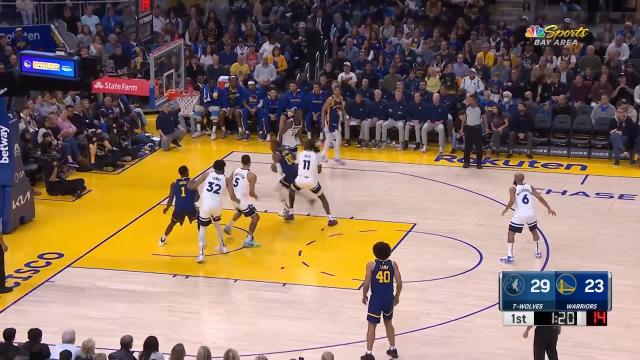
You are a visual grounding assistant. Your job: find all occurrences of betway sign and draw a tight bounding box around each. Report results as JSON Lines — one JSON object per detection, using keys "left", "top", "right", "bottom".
{"left": 92, "top": 77, "right": 150, "bottom": 96}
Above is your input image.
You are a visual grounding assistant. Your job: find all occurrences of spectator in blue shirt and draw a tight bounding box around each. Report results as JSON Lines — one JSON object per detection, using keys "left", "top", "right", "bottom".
{"left": 304, "top": 82, "right": 327, "bottom": 140}
{"left": 101, "top": 5, "right": 121, "bottom": 36}
{"left": 345, "top": 92, "right": 370, "bottom": 147}
{"left": 421, "top": 93, "right": 448, "bottom": 153}
{"left": 359, "top": 78, "right": 375, "bottom": 101}
{"left": 218, "top": 42, "right": 237, "bottom": 70}
{"left": 279, "top": 81, "right": 305, "bottom": 125}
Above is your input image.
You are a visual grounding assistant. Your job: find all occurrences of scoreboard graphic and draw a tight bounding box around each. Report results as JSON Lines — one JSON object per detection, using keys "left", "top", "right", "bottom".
{"left": 499, "top": 271, "right": 611, "bottom": 326}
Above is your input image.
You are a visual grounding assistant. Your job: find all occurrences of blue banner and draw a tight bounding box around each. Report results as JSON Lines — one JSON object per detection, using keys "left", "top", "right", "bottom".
{"left": 19, "top": 51, "right": 79, "bottom": 80}
{"left": 0, "top": 25, "right": 58, "bottom": 53}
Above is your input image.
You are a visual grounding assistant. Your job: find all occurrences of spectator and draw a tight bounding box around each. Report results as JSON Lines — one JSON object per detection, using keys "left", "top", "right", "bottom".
{"left": 0, "top": 328, "right": 18, "bottom": 359}
{"left": 10, "top": 28, "right": 30, "bottom": 52}
{"left": 489, "top": 106, "right": 509, "bottom": 156}
{"left": 259, "top": 35, "right": 280, "bottom": 60}
{"left": 425, "top": 67, "right": 441, "bottom": 95}
{"left": 108, "top": 335, "right": 135, "bottom": 360}
{"left": 42, "top": 156, "right": 84, "bottom": 197}
{"left": 254, "top": 55, "right": 277, "bottom": 87}
{"left": 77, "top": 25, "right": 93, "bottom": 49}
{"left": 60, "top": 6, "right": 81, "bottom": 36}
{"left": 422, "top": 92, "right": 448, "bottom": 154}
{"left": 101, "top": 5, "right": 121, "bottom": 36}
{"left": 19, "top": 328, "right": 51, "bottom": 360}
{"left": 569, "top": 74, "right": 591, "bottom": 106}
{"left": 508, "top": 102, "right": 534, "bottom": 158}
{"left": 186, "top": 56, "right": 206, "bottom": 82}
{"left": 156, "top": 103, "right": 185, "bottom": 151}
{"left": 153, "top": 6, "right": 166, "bottom": 34}
{"left": 121, "top": 5, "right": 138, "bottom": 35}
{"left": 345, "top": 91, "right": 369, "bottom": 147}
{"left": 606, "top": 34, "right": 630, "bottom": 62}
{"left": 169, "top": 344, "right": 185, "bottom": 360}
{"left": 222, "top": 349, "right": 239, "bottom": 360}
{"left": 76, "top": 339, "right": 96, "bottom": 360}
{"left": 611, "top": 74, "right": 634, "bottom": 106}
{"left": 218, "top": 42, "right": 237, "bottom": 70}
{"left": 337, "top": 62, "right": 357, "bottom": 88}
{"left": 16, "top": 0, "right": 35, "bottom": 25}
{"left": 609, "top": 107, "right": 639, "bottom": 165}
{"left": 578, "top": 45, "right": 602, "bottom": 74}
{"left": 344, "top": 38, "right": 360, "bottom": 64}
{"left": 109, "top": 45, "right": 130, "bottom": 72}
{"left": 591, "top": 76, "right": 614, "bottom": 106}
{"left": 552, "top": 95, "right": 575, "bottom": 119}
{"left": 139, "top": 337, "right": 163, "bottom": 360}
{"left": 382, "top": 66, "right": 402, "bottom": 94}
{"left": 206, "top": 55, "right": 226, "bottom": 84}
{"left": 230, "top": 55, "right": 250, "bottom": 83}
{"left": 60, "top": 350, "right": 74, "bottom": 360}
{"left": 81, "top": 5, "right": 101, "bottom": 35}
{"left": 267, "top": 46, "right": 288, "bottom": 87}
{"left": 195, "top": 346, "right": 211, "bottom": 360}
{"left": 460, "top": 68, "right": 485, "bottom": 95}
{"left": 50, "top": 330, "right": 79, "bottom": 360}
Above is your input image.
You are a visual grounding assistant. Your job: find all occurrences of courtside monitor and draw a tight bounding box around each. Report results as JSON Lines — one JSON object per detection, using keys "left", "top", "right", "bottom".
{"left": 18, "top": 51, "right": 80, "bottom": 81}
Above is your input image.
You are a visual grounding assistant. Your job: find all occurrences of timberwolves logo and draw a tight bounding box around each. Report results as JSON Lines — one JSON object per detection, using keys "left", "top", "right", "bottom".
{"left": 503, "top": 274, "right": 525, "bottom": 296}
{"left": 556, "top": 273, "right": 577, "bottom": 295}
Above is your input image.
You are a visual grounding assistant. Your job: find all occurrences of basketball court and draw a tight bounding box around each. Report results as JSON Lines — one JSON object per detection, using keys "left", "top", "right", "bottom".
{"left": 1, "top": 136, "right": 639, "bottom": 359}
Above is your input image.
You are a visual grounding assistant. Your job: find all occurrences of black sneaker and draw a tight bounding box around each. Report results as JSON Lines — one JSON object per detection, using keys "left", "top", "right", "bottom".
{"left": 476, "top": 164, "right": 483, "bottom": 169}
{"left": 402, "top": 141, "right": 408, "bottom": 150}
{"left": 526, "top": 153, "right": 533, "bottom": 159}
{"left": 0, "top": 287, "right": 14, "bottom": 294}
{"left": 386, "top": 348, "right": 399, "bottom": 359}
{"left": 360, "top": 354, "right": 375, "bottom": 360}
{"left": 171, "top": 139, "right": 182, "bottom": 148}
{"left": 344, "top": 140, "right": 351, "bottom": 147}
{"left": 451, "top": 148, "right": 457, "bottom": 154}
{"left": 356, "top": 140, "right": 362, "bottom": 148}
{"left": 414, "top": 143, "right": 421, "bottom": 151}
{"left": 462, "top": 163, "right": 469, "bottom": 168}
{"left": 614, "top": 159, "right": 620, "bottom": 165}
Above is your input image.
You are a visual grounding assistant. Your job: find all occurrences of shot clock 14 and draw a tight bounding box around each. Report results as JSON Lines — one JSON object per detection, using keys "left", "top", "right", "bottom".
{"left": 499, "top": 271, "right": 612, "bottom": 311}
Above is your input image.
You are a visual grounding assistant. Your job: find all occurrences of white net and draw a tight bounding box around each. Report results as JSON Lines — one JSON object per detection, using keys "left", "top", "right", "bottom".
{"left": 177, "top": 92, "right": 200, "bottom": 117}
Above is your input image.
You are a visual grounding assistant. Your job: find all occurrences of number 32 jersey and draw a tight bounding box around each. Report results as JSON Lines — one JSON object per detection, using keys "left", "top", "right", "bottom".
{"left": 200, "top": 171, "right": 227, "bottom": 206}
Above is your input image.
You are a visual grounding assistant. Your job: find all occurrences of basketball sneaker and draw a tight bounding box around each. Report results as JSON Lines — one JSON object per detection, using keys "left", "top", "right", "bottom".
{"left": 223, "top": 225, "right": 233, "bottom": 235}
{"left": 334, "top": 158, "right": 346, "bottom": 165}
{"left": 221, "top": 129, "right": 228, "bottom": 138}
{"left": 210, "top": 132, "right": 217, "bottom": 140}
{"left": 266, "top": 134, "right": 271, "bottom": 142}
{"left": 197, "top": 254, "right": 205, "bottom": 263}
{"left": 191, "top": 131, "right": 202, "bottom": 138}
{"left": 284, "top": 213, "right": 294, "bottom": 221}
{"left": 360, "top": 353, "right": 375, "bottom": 360}
{"left": 158, "top": 235, "right": 167, "bottom": 246}
{"left": 500, "top": 255, "right": 515, "bottom": 264}
{"left": 218, "top": 245, "right": 228, "bottom": 254}
{"left": 328, "top": 218, "right": 338, "bottom": 226}
{"left": 243, "top": 235, "right": 261, "bottom": 248}
{"left": 386, "top": 348, "right": 399, "bottom": 359}
{"left": 535, "top": 251, "right": 543, "bottom": 259}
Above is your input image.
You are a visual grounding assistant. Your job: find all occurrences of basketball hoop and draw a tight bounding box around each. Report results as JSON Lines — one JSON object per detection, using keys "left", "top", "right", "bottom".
{"left": 174, "top": 89, "right": 200, "bottom": 117}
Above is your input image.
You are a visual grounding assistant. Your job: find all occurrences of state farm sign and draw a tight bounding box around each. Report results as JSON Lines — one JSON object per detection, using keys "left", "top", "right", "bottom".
{"left": 92, "top": 77, "right": 150, "bottom": 96}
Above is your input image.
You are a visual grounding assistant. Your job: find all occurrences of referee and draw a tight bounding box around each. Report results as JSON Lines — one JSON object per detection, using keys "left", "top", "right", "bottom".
{"left": 462, "top": 94, "right": 487, "bottom": 169}
{"left": 523, "top": 325, "right": 560, "bottom": 360}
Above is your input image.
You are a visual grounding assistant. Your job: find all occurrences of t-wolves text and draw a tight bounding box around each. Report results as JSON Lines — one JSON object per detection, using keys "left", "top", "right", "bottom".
{"left": 535, "top": 188, "right": 637, "bottom": 201}
{"left": 4, "top": 252, "right": 65, "bottom": 288}
{"left": 435, "top": 154, "right": 588, "bottom": 172}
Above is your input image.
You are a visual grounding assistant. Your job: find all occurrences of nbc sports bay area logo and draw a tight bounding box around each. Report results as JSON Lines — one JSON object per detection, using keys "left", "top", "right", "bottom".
{"left": 525, "top": 24, "right": 590, "bottom": 46}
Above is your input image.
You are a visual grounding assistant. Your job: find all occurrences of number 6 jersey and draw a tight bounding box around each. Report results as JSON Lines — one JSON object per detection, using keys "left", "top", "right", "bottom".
{"left": 514, "top": 183, "right": 535, "bottom": 216}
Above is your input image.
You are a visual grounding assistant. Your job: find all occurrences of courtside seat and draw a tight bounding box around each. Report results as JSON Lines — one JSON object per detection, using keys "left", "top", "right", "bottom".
{"left": 570, "top": 115, "right": 592, "bottom": 147}
{"left": 576, "top": 104, "right": 593, "bottom": 116}
{"left": 591, "top": 117, "right": 613, "bottom": 149}
{"left": 550, "top": 114, "right": 572, "bottom": 146}
{"left": 532, "top": 114, "right": 552, "bottom": 145}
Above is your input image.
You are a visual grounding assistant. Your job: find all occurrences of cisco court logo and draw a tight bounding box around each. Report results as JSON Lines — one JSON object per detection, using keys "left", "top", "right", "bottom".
{"left": 525, "top": 24, "right": 590, "bottom": 46}
{"left": 434, "top": 154, "right": 588, "bottom": 171}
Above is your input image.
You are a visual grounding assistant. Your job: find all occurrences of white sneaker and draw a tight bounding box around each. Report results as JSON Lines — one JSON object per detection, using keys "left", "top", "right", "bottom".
{"left": 266, "top": 134, "right": 271, "bottom": 142}
{"left": 191, "top": 131, "right": 202, "bottom": 138}
{"left": 218, "top": 245, "right": 228, "bottom": 254}
{"left": 223, "top": 225, "right": 233, "bottom": 235}
{"left": 421, "top": 145, "right": 427, "bottom": 153}
{"left": 334, "top": 158, "right": 345, "bottom": 165}
{"left": 158, "top": 235, "right": 167, "bottom": 246}
{"left": 500, "top": 255, "right": 515, "bottom": 264}
{"left": 197, "top": 254, "right": 205, "bottom": 263}
{"left": 439, "top": 147, "right": 444, "bottom": 154}
{"left": 210, "top": 132, "right": 217, "bottom": 140}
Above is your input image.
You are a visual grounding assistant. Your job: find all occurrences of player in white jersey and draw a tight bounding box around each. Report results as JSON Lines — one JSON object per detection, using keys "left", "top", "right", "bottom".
{"left": 500, "top": 173, "right": 556, "bottom": 264}
{"left": 188, "top": 160, "right": 231, "bottom": 263}
{"left": 278, "top": 108, "right": 303, "bottom": 149}
{"left": 291, "top": 139, "right": 338, "bottom": 226}
{"left": 223, "top": 154, "right": 261, "bottom": 247}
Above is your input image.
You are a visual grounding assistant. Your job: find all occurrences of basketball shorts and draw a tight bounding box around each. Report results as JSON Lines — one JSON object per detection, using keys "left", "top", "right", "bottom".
{"left": 292, "top": 176, "right": 322, "bottom": 195}
{"left": 509, "top": 212, "right": 538, "bottom": 233}
{"left": 367, "top": 295, "right": 394, "bottom": 324}
{"left": 208, "top": 106, "right": 221, "bottom": 120}
{"left": 235, "top": 199, "right": 258, "bottom": 217}
{"left": 280, "top": 172, "right": 297, "bottom": 188}
{"left": 172, "top": 206, "right": 198, "bottom": 225}
{"left": 193, "top": 105, "right": 205, "bottom": 120}
{"left": 198, "top": 202, "right": 222, "bottom": 226}
{"left": 222, "top": 106, "right": 240, "bottom": 114}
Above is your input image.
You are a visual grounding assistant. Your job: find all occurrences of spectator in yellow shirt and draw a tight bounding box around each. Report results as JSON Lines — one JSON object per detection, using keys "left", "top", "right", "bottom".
{"left": 230, "top": 55, "right": 251, "bottom": 82}
{"left": 425, "top": 67, "right": 441, "bottom": 94}
{"left": 267, "top": 45, "right": 288, "bottom": 88}
{"left": 479, "top": 42, "right": 495, "bottom": 68}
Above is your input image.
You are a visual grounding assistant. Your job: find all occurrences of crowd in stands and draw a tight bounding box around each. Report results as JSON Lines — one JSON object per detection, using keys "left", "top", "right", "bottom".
{"left": 0, "top": 328, "right": 336, "bottom": 360}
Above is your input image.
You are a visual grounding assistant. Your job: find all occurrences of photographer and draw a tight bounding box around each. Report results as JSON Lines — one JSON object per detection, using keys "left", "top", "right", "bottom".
{"left": 88, "top": 130, "right": 124, "bottom": 172}
{"left": 43, "top": 159, "right": 87, "bottom": 198}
